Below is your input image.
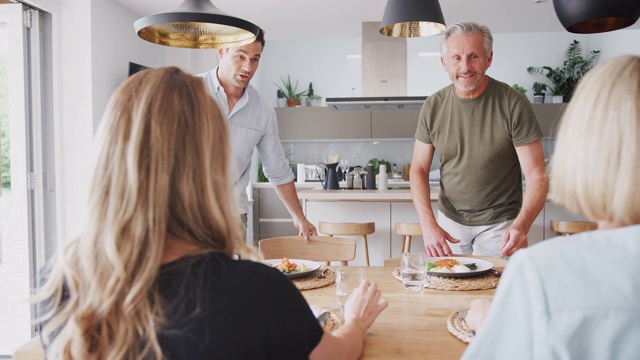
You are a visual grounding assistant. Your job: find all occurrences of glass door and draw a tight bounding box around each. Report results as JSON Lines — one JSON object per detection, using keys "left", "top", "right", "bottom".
{"left": 0, "top": 3, "right": 34, "bottom": 355}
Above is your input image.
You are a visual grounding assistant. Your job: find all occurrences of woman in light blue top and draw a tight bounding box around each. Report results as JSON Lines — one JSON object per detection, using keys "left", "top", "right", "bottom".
{"left": 462, "top": 55, "right": 640, "bottom": 360}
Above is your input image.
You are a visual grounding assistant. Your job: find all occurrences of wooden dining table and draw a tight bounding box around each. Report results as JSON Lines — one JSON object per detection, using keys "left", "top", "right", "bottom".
{"left": 301, "top": 255, "right": 508, "bottom": 360}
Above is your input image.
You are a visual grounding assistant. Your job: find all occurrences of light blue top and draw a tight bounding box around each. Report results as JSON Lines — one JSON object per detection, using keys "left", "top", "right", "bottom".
{"left": 198, "top": 68, "right": 293, "bottom": 214}
{"left": 463, "top": 224, "right": 640, "bottom": 360}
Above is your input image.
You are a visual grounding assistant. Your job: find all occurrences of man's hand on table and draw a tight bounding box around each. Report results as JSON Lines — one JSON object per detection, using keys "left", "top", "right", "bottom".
{"left": 500, "top": 225, "right": 528, "bottom": 257}
{"left": 422, "top": 223, "right": 460, "bottom": 257}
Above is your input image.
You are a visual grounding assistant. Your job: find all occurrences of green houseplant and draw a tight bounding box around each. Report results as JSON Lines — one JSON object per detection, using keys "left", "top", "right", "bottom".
{"left": 274, "top": 75, "right": 307, "bottom": 107}
{"left": 527, "top": 40, "right": 600, "bottom": 103}
{"left": 511, "top": 84, "right": 527, "bottom": 94}
{"left": 307, "top": 82, "right": 322, "bottom": 106}
{"left": 532, "top": 82, "right": 547, "bottom": 103}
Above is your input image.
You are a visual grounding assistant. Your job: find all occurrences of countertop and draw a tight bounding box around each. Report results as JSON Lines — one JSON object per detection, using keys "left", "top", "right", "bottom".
{"left": 298, "top": 188, "right": 439, "bottom": 201}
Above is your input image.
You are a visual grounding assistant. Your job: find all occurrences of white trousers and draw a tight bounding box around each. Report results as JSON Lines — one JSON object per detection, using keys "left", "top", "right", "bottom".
{"left": 437, "top": 211, "right": 513, "bottom": 258}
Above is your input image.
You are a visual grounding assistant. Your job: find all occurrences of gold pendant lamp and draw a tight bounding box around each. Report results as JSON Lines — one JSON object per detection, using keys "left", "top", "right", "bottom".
{"left": 379, "top": 0, "right": 446, "bottom": 38}
{"left": 134, "top": 0, "right": 260, "bottom": 49}
{"left": 552, "top": 0, "right": 640, "bottom": 34}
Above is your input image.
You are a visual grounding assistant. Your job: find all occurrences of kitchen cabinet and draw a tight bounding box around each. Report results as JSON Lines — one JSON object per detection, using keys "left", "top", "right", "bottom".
{"left": 276, "top": 107, "right": 370, "bottom": 140}
{"left": 277, "top": 104, "right": 564, "bottom": 141}
{"left": 251, "top": 186, "right": 301, "bottom": 246}
{"left": 371, "top": 110, "right": 419, "bottom": 139}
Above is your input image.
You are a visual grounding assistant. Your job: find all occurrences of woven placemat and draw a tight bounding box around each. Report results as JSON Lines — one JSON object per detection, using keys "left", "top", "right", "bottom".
{"left": 447, "top": 310, "right": 475, "bottom": 343}
{"left": 392, "top": 268, "right": 499, "bottom": 291}
{"left": 310, "top": 306, "right": 343, "bottom": 332}
{"left": 293, "top": 268, "right": 336, "bottom": 290}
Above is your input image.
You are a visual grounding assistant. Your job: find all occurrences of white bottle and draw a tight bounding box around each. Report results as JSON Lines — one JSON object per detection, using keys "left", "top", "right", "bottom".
{"left": 378, "top": 164, "right": 388, "bottom": 190}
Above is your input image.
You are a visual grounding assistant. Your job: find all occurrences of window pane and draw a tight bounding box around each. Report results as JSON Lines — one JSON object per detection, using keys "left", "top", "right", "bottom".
{"left": 0, "top": 4, "right": 33, "bottom": 355}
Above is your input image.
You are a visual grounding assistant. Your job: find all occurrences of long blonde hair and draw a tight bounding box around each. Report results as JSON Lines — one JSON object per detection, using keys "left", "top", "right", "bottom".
{"left": 37, "top": 66, "right": 244, "bottom": 359}
{"left": 550, "top": 55, "right": 640, "bottom": 225}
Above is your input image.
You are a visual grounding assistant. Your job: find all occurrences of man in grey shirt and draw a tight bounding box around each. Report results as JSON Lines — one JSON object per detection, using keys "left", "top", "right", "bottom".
{"left": 198, "top": 29, "right": 317, "bottom": 242}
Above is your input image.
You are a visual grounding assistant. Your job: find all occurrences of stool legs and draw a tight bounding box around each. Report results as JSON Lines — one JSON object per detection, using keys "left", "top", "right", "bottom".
{"left": 402, "top": 235, "right": 412, "bottom": 253}
{"left": 361, "top": 235, "right": 370, "bottom": 266}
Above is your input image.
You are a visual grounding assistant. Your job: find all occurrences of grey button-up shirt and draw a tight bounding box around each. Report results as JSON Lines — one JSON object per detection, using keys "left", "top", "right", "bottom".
{"left": 198, "top": 67, "right": 293, "bottom": 214}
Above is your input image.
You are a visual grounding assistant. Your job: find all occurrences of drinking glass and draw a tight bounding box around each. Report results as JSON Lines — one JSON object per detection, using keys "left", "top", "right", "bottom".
{"left": 400, "top": 252, "right": 428, "bottom": 292}
{"left": 335, "top": 267, "right": 365, "bottom": 312}
{"left": 341, "top": 159, "right": 349, "bottom": 182}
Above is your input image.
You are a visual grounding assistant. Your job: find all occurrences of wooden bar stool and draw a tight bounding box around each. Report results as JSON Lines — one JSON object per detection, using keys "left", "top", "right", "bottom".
{"left": 550, "top": 220, "right": 598, "bottom": 236}
{"left": 395, "top": 223, "right": 422, "bottom": 254}
{"left": 318, "top": 222, "right": 375, "bottom": 266}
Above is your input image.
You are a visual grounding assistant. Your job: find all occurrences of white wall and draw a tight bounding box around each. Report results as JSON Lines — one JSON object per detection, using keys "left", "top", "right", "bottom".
{"left": 252, "top": 29, "right": 640, "bottom": 105}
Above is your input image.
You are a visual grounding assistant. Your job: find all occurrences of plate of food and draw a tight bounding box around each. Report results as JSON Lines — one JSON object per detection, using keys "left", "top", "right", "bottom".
{"left": 262, "top": 258, "right": 321, "bottom": 279}
{"left": 427, "top": 257, "right": 493, "bottom": 278}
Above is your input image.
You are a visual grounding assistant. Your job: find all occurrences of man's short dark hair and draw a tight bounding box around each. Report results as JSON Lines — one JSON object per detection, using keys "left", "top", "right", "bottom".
{"left": 255, "top": 27, "right": 265, "bottom": 49}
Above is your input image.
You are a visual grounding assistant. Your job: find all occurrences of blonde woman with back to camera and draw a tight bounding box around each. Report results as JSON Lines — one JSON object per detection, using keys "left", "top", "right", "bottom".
{"left": 36, "top": 67, "right": 387, "bottom": 359}
{"left": 461, "top": 55, "right": 640, "bottom": 359}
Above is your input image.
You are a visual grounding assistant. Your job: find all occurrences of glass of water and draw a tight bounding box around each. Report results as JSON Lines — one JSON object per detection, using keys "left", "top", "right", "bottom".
{"left": 335, "top": 267, "right": 365, "bottom": 312}
{"left": 401, "top": 252, "right": 428, "bottom": 292}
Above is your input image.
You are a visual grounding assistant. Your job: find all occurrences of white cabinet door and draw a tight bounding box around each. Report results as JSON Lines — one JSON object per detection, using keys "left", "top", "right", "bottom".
{"left": 306, "top": 202, "right": 391, "bottom": 266}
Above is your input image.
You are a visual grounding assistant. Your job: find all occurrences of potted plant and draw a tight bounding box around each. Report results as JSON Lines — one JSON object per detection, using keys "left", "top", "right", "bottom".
{"left": 532, "top": 82, "right": 547, "bottom": 103}
{"left": 276, "top": 89, "right": 287, "bottom": 108}
{"left": 527, "top": 40, "right": 600, "bottom": 103}
{"left": 274, "top": 74, "right": 307, "bottom": 107}
{"left": 307, "top": 82, "right": 322, "bottom": 106}
{"left": 512, "top": 84, "right": 527, "bottom": 95}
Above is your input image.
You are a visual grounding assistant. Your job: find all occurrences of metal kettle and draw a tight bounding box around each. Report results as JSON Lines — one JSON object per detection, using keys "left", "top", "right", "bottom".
{"left": 316, "top": 162, "right": 340, "bottom": 190}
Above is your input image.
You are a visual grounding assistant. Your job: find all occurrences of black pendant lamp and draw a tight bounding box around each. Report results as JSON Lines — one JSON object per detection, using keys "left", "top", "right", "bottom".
{"left": 379, "top": 0, "right": 446, "bottom": 37}
{"left": 134, "top": 0, "right": 260, "bottom": 49}
{"left": 552, "top": 0, "right": 640, "bottom": 34}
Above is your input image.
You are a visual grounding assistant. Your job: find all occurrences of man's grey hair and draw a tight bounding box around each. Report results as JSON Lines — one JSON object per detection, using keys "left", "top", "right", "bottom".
{"left": 439, "top": 22, "right": 493, "bottom": 59}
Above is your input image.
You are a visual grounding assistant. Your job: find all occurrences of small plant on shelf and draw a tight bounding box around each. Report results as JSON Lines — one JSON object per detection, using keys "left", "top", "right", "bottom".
{"left": 512, "top": 84, "right": 527, "bottom": 94}
{"left": 307, "top": 82, "right": 322, "bottom": 106}
{"left": 532, "top": 82, "right": 547, "bottom": 103}
{"left": 274, "top": 74, "right": 307, "bottom": 107}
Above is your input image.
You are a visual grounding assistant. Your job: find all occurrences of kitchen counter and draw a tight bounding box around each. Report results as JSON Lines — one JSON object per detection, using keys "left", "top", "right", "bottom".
{"left": 298, "top": 188, "right": 439, "bottom": 201}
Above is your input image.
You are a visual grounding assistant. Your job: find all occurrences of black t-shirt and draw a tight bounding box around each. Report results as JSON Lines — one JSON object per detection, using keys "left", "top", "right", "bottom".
{"left": 157, "top": 252, "right": 324, "bottom": 359}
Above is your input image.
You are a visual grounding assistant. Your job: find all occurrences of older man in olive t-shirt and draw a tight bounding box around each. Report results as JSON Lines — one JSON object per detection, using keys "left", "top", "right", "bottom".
{"left": 410, "top": 21, "right": 549, "bottom": 258}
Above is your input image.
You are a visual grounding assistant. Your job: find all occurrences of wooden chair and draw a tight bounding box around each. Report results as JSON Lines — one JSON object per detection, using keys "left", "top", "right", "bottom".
{"left": 12, "top": 335, "right": 44, "bottom": 360}
{"left": 383, "top": 257, "right": 400, "bottom": 267}
{"left": 259, "top": 236, "right": 357, "bottom": 266}
{"left": 318, "top": 222, "right": 375, "bottom": 266}
{"left": 550, "top": 220, "right": 598, "bottom": 236}
{"left": 395, "top": 222, "right": 423, "bottom": 254}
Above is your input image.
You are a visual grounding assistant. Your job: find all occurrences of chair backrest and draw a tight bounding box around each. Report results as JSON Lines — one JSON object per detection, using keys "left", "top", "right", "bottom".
{"left": 550, "top": 220, "right": 598, "bottom": 236}
{"left": 318, "top": 222, "right": 375, "bottom": 236}
{"left": 259, "top": 236, "right": 357, "bottom": 266}
{"left": 395, "top": 223, "right": 422, "bottom": 236}
{"left": 382, "top": 257, "right": 400, "bottom": 267}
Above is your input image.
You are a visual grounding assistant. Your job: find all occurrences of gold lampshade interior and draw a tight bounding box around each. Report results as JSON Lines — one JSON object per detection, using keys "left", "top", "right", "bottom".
{"left": 137, "top": 22, "right": 257, "bottom": 49}
{"left": 379, "top": 21, "right": 447, "bottom": 37}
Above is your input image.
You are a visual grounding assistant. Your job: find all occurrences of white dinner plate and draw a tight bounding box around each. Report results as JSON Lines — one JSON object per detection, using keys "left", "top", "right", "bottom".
{"left": 427, "top": 257, "right": 494, "bottom": 278}
{"left": 262, "top": 259, "right": 321, "bottom": 279}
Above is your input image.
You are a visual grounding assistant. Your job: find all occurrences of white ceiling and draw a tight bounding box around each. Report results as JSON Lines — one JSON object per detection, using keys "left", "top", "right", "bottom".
{"left": 113, "top": 0, "right": 585, "bottom": 40}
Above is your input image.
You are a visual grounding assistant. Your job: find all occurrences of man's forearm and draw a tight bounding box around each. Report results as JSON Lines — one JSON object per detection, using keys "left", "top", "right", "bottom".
{"left": 512, "top": 175, "right": 549, "bottom": 233}
{"left": 274, "top": 181, "right": 306, "bottom": 222}
{"left": 410, "top": 170, "right": 437, "bottom": 228}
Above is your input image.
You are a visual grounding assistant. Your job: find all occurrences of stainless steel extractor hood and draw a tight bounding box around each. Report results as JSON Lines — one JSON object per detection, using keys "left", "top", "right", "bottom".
{"left": 325, "top": 96, "right": 426, "bottom": 111}
{"left": 327, "top": 22, "right": 428, "bottom": 111}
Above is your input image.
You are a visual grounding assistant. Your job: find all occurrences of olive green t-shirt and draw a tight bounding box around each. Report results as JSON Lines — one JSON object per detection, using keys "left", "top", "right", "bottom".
{"left": 415, "top": 77, "right": 542, "bottom": 226}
